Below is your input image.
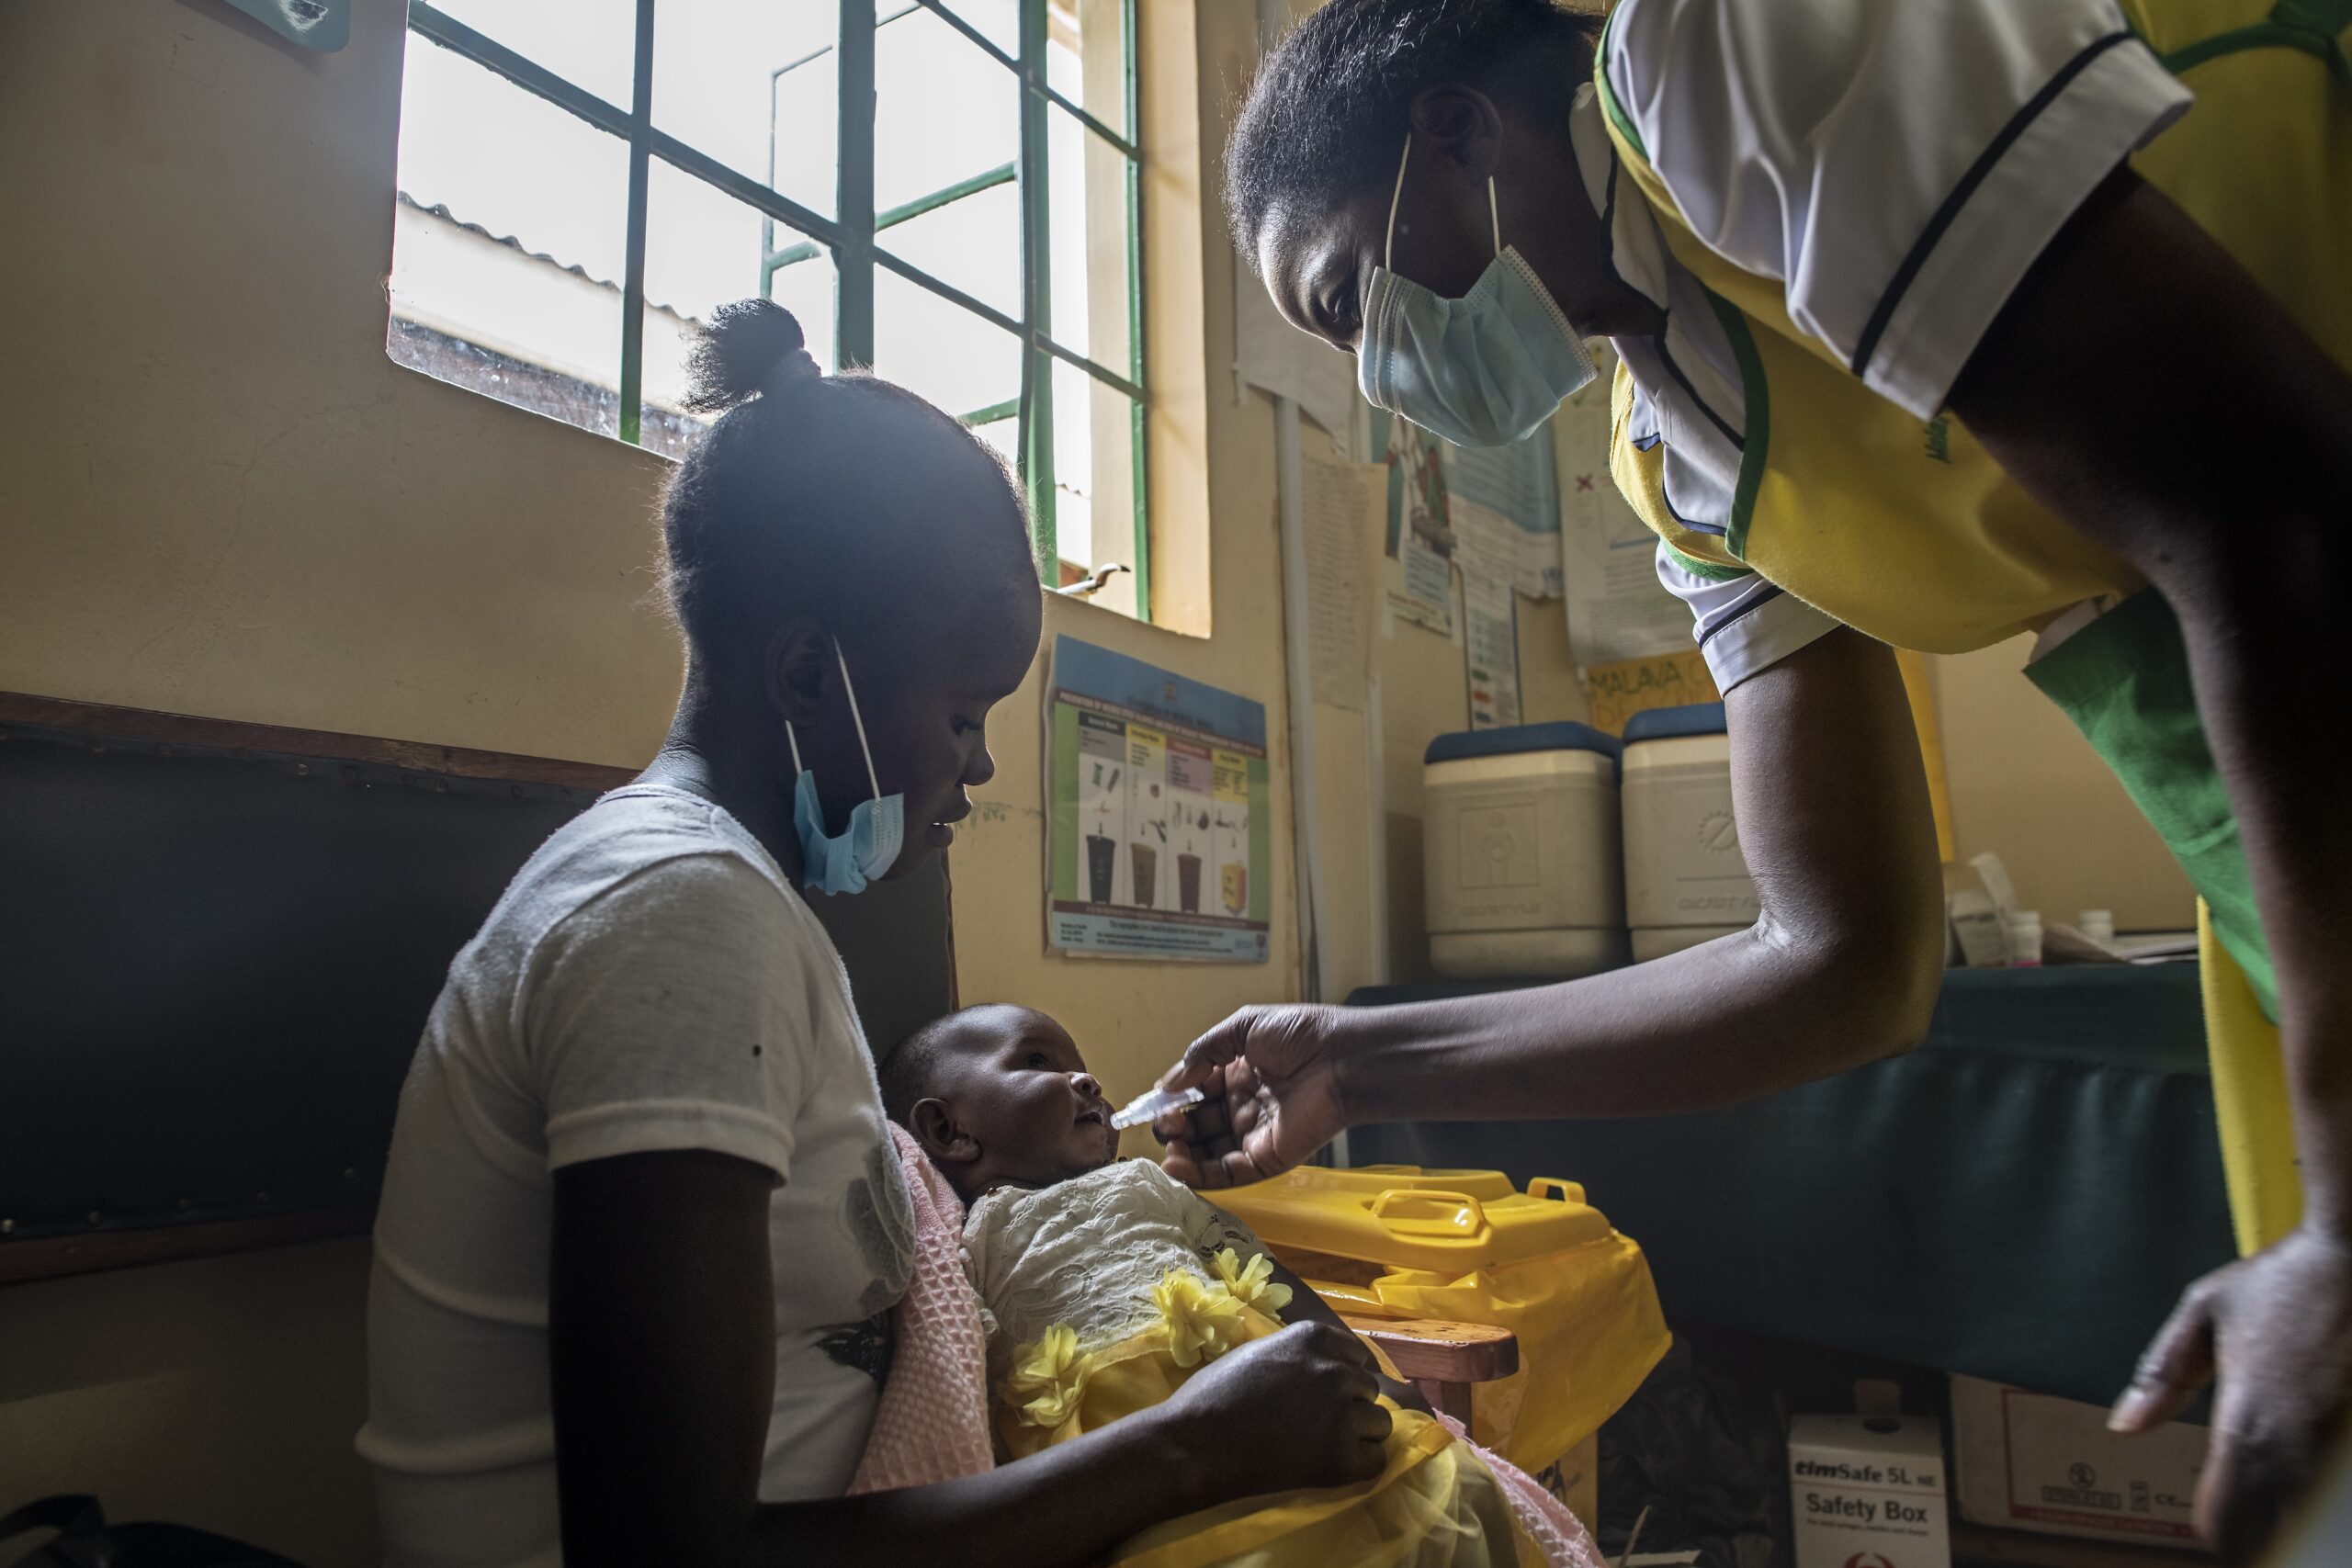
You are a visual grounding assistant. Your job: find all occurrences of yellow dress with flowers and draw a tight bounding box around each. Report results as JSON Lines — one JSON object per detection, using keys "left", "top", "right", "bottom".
{"left": 961, "top": 1159, "right": 1535, "bottom": 1568}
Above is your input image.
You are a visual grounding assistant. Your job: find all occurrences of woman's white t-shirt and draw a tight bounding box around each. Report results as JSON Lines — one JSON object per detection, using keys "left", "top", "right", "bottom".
{"left": 357, "top": 784, "right": 915, "bottom": 1568}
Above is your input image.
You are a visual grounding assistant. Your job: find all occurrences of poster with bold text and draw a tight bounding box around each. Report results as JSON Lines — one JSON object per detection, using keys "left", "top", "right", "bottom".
{"left": 1583, "top": 649, "right": 1722, "bottom": 734}
{"left": 1047, "top": 637, "right": 1272, "bottom": 962}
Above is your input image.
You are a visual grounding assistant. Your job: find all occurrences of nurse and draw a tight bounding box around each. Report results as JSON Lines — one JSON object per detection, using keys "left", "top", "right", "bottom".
{"left": 1167, "top": 0, "right": 2352, "bottom": 1559}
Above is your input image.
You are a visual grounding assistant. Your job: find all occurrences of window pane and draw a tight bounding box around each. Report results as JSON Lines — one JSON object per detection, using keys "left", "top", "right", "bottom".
{"left": 928, "top": 0, "right": 1018, "bottom": 57}
{"left": 1044, "top": 100, "right": 1133, "bottom": 374}
{"left": 1045, "top": 0, "right": 1126, "bottom": 130}
{"left": 1050, "top": 355, "right": 1137, "bottom": 580}
{"left": 872, "top": 272, "right": 1020, "bottom": 421}
{"left": 390, "top": 31, "right": 630, "bottom": 437}
{"left": 876, "top": 176, "right": 1020, "bottom": 321}
{"left": 874, "top": 6, "right": 1017, "bottom": 215}
{"left": 651, "top": 0, "right": 838, "bottom": 220}
{"left": 639, "top": 159, "right": 839, "bottom": 459}
{"left": 428, "top": 0, "right": 639, "bottom": 108}
{"left": 971, "top": 413, "right": 1020, "bottom": 472}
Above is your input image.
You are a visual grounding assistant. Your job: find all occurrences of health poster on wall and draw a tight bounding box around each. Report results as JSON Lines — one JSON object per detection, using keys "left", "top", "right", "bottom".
{"left": 1046, "top": 636, "right": 1273, "bottom": 962}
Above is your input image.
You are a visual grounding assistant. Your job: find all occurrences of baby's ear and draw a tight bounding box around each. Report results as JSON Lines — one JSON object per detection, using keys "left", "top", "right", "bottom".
{"left": 909, "top": 1098, "right": 980, "bottom": 1167}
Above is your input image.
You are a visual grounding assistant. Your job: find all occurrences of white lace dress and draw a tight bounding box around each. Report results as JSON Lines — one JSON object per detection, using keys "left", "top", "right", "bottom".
{"left": 961, "top": 1158, "right": 1270, "bottom": 1385}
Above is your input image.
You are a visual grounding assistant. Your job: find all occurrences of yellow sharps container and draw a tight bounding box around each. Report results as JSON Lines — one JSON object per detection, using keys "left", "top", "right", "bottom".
{"left": 1215, "top": 1164, "right": 1670, "bottom": 1523}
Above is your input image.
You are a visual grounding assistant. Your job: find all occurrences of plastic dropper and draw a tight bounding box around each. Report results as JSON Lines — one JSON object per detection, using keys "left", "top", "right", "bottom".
{"left": 1109, "top": 1085, "right": 1205, "bottom": 1131}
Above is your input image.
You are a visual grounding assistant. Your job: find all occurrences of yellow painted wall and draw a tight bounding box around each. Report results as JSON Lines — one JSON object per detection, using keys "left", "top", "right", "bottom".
{"left": 0, "top": 1240, "right": 377, "bottom": 1568}
{"left": 1929, "top": 640, "right": 2197, "bottom": 932}
{"left": 0, "top": 3, "right": 684, "bottom": 768}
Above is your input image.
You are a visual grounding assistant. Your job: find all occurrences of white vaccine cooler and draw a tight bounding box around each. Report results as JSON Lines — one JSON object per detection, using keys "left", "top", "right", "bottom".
{"left": 1421, "top": 723, "right": 1626, "bottom": 978}
{"left": 1621, "top": 703, "right": 1758, "bottom": 960}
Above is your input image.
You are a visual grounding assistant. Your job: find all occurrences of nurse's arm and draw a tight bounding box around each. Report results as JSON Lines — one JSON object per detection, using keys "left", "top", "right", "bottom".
{"left": 1951, "top": 168, "right": 2352, "bottom": 1211}
{"left": 1950, "top": 166, "right": 2352, "bottom": 1559}
{"left": 1160, "top": 625, "right": 1947, "bottom": 1189}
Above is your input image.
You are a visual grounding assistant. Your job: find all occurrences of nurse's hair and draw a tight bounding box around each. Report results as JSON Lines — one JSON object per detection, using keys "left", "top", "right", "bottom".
{"left": 659, "top": 299, "right": 1032, "bottom": 666}
{"left": 1225, "top": 0, "right": 1601, "bottom": 268}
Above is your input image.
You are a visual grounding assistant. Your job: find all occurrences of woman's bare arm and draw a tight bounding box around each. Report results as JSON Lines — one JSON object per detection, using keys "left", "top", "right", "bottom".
{"left": 548, "top": 1150, "right": 1394, "bottom": 1568}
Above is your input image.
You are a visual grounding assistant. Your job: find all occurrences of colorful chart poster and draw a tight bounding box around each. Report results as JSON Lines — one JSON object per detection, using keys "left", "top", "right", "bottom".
{"left": 1047, "top": 637, "right": 1273, "bottom": 962}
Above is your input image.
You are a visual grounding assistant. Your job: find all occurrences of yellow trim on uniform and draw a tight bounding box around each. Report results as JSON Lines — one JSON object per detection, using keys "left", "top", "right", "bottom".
{"left": 2201, "top": 901, "right": 2303, "bottom": 1253}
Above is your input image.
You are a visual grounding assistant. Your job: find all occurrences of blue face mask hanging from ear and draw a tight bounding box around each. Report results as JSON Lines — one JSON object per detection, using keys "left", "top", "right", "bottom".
{"left": 786, "top": 643, "right": 905, "bottom": 897}
{"left": 1357, "top": 130, "right": 1598, "bottom": 447}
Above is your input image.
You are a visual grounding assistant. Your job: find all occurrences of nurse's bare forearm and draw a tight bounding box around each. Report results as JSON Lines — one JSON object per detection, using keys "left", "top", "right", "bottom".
{"left": 1337, "top": 921, "right": 1930, "bottom": 1125}
{"left": 1349, "top": 626, "right": 1947, "bottom": 1124}
{"left": 1951, "top": 169, "right": 2352, "bottom": 1228}
{"left": 2167, "top": 576, "right": 2352, "bottom": 1224}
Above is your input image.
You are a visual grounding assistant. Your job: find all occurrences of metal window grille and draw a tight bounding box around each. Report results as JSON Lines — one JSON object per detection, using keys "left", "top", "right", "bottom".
{"left": 405, "top": 0, "right": 1148, "bottom": 613}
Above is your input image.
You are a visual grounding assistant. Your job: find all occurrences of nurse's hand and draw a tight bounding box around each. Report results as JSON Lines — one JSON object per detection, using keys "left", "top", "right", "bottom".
{"left": 2110, "top": 1224, "right": 2352, "bottom": 1563}
{"left": 1154, "top": 1004, "right": 1349, "bottom": 1189}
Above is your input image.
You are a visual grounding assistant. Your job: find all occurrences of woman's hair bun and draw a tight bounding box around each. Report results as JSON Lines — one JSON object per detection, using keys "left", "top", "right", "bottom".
{"left": 684, "top": 298, "right": 821, "bottom": 412}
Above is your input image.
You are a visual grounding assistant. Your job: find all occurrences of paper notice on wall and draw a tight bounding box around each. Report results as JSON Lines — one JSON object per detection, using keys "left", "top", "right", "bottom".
{"left": 1234, "top": 252, "right": 1358, "bottom": 457}
{"left": 1464, "top": 568, "right": 1521, "bottom": 729}
{"left": 1371, "top": 408, "right": 1455, "bottom": 636}
{"left": 1300, "top": 453, "right": 1383, "bottom": 712}
{"left": 1554, "top": 343, "right": 1695, "bottom": 667}
{"left": 1456, "top": 496, "right": 1523, "bottom": 728}
{"left": 1443, "top": 427, "right": 1563, "bottom": 599}
{"left": 1582, "top": 649, "right": 1721, "bottom": 734}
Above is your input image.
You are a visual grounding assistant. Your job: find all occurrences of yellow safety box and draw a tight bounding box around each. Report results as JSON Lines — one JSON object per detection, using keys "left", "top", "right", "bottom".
{"left": 1217, "top": 1164, "right": 1670, "bottom": 1506}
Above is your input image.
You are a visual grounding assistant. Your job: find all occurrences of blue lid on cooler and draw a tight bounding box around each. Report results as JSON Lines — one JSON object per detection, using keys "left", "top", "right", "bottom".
{"left": 1621, "top": 703, "right": 1728, "bottom": 744}
{"left": 1424, "top": 721, "right": 1622, "bottom": 765}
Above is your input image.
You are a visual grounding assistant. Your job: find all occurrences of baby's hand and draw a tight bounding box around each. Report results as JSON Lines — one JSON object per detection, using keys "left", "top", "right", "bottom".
{"left": 1158, "top": 1322, "right": 1391, "bottom": 1503}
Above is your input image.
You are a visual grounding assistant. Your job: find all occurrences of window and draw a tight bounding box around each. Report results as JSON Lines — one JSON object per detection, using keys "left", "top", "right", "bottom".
{"left": 390, "top": 0, "right": 1150, "bottom": 613}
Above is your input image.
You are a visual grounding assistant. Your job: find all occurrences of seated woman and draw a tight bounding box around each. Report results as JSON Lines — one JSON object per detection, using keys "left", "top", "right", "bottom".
{"left": 357, "top": 301, "right": 1389, "bottom": 1568}
{"left": 883, "top": 1004, "right": 1600, "bottom": 1568}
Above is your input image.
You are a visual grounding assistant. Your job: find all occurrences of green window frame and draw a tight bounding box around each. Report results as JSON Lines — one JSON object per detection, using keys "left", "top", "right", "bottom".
{"left": 405, "top": 0, "right": 1150, "bottom": 615}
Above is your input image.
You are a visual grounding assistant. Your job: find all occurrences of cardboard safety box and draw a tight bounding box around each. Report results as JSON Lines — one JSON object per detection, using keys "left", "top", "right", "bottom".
{"left": 1951, "top": 1374, "right": 2209, "bottom": 1548}
{"left": 1789, "top": 1414, "right": 1951, "bottom": 1568}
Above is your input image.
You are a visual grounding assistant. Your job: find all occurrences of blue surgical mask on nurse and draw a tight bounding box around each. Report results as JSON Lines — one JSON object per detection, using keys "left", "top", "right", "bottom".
{"left": 786, "top": 642, "right": 905, "bottom": 897}
{"left": 1357, "top": 131, "right": 1598, "bottom": 447}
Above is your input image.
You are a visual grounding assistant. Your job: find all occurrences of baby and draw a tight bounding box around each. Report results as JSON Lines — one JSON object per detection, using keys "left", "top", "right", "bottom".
{"left": 881, "top": 1004, "right": 1590, "bottom": 1568}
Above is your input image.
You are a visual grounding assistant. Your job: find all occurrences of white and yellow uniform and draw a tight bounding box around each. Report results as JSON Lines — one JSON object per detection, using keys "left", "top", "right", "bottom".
{"left": 1586, "top": 0, "right": 2352, "bottom": 1251}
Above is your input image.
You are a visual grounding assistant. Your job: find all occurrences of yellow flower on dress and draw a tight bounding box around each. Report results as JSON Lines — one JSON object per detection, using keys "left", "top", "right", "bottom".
{"left": 1006, "top": 1323, "right": 1086, "bottom": 1428}
{"left": 1209, "top": 1247, "right": 1295, "bottom": 1315}
{"left": 1152, "top": 1269, "right": 1248, "bottom": 1368}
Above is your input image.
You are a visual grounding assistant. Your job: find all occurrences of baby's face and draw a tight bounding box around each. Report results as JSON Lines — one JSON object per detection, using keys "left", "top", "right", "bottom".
{"left": 945, "top": 1005, "right": 1119, "bottom": 1187}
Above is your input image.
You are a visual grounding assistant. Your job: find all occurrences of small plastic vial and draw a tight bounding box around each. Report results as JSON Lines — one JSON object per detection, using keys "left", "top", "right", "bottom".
{"left": 2077, "top": 908, "right": 2116, "bottom": 945}
{"left": 2005, "top": 910, "right": 2044, "bottom": 967}
{"left": 1110, "top": 1085, "right": 1205, "bottom": 1131}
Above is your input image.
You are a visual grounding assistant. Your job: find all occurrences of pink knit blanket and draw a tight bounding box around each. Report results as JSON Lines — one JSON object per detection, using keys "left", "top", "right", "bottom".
{"left": 1435, "top": 1413, "right": 1608, "bottom": 1568}
{"left": 848, "top": 1122, "right": 997, "bottom": 1494}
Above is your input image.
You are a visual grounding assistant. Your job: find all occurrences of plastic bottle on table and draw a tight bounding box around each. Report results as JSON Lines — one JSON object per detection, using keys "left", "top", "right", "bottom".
{"left": 2005, "top": 910, "right": 2044, "bottom": 967}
